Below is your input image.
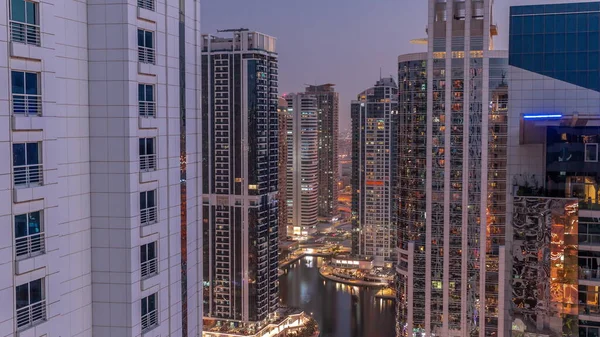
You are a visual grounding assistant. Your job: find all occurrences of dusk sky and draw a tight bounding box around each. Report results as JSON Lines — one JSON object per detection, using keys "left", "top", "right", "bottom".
{"left": 202, "top": 0, "right": 589, "bottom": 131}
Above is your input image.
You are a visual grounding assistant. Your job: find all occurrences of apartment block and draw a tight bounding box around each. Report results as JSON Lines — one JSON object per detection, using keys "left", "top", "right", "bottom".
{"left": 0, "top": 0, "right": 203, "bottom": 336}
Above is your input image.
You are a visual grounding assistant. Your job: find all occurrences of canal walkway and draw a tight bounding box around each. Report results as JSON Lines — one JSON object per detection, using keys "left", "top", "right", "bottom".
{"left": 318, "top": 266, "right": 388, "bottom": 287}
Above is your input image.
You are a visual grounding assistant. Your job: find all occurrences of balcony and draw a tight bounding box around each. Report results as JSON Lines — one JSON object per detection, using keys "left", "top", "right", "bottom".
{"left": 139, "top": 101, "right": 156, "bottom": 118}
{"left": 16, "top": 300, "right": 46, "bottom": 330}
{"left": 141, "top": 257, "right": 158, "bottom": 279}
{"left": 15, "top": 233, "right": 45, "bottom": 259}
{"left": 10, "top": 21, "right": 40, "bottom": 46}
{"left": 14, "top": 164, "right": 43, "bottom": 187}
{"left": 137, "top": 0, "right": 155, "bottom": 11}
{"left": 141, "top": 309, "right": 158, "bottom": 332}
{"left": 138, "top": 46, "right": 155, "bottom": 64}
{"left": 141, "top": 206, "right": 157, "bottom": 226}
{"left": 140, "top": 154, "right": 157, "bottom": 172}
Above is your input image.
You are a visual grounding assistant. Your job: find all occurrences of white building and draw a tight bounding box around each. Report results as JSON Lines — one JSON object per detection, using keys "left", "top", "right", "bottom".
{"left": 0, "top": 0, "right": 202, "bottom": 336}
{"left": 285, "top": 93, "right": 318, "bottom": 238}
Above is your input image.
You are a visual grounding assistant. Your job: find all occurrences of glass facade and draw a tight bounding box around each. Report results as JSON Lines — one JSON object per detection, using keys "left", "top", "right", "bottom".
{"left": 509, "top": 2, "right": 600, "bottom": 91}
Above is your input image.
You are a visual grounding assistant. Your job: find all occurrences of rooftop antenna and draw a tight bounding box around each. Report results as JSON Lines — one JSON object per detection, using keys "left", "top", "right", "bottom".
{"left": 379, "top": 67, "right": 382, "bottom": 80}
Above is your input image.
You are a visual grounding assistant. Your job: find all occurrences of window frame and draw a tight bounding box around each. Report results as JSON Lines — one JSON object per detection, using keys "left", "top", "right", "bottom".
{"left": 585, "top": 143, "right": 599, "bottom": 162}
{"left": 141, "top": 293, "right": 158, "bottom": 332}
{"left": 140, "top": 241, "right": 158, "bottom": 279}
{"left": 137, "top": 29, "right": 155, "bottom": 65}
{"left": 12, "top": 142, "right": 43, "bottom": 187}
{"left": 140, "top": 190, "right": 157, "bottom": 225}
{"left": 139, "top": 137, "right": 157, "bottom": 172}
{"left": 11, "top": 70, "right": 41, "bottom": 116}
{"left": 9, "top": 0, "right": 40, "bottom": 46}
{"left": 138, "top": 83, "right": 156, "bottom": 117}
{"left": 15, "top": 278, "right": 46, "bottom": 330}
{"left": 14, "top": 210, "right": 44, "bottom": 259}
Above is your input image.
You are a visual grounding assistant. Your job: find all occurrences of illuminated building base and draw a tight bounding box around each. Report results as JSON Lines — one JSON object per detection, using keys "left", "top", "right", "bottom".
{"left": 202, "top": 310, "right": 316, "bottom": 337}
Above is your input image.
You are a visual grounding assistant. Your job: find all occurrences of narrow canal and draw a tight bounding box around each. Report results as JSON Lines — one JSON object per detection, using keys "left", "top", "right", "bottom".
{"left": 279, "top": 256, "right": 396, "bottom": 337}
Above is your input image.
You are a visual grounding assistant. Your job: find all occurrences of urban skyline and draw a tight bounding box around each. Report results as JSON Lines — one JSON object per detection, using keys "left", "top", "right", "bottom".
{"left": 3, "top": 0, "right": 600, "bottom": 337}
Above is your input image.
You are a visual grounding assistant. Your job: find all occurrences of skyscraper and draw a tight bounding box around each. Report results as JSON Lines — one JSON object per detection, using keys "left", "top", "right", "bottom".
{"left": 201, "top": 30, "right": 280, "bottom": 324}
{"left": 0, "top": 0, "right": 203, "bottom": 336}
{"left": 305, "top": 84, "right": 339, "bottom": 223}
{"left": 396, "top": 1, "right": 507, "bottom": 336}
{"left": 285, "top": 93, "right": 319, "bottom": 238}
{"left": 506, "top": 3, "right": 600, "bottom": 336}
{"left": 277, "top": 97, "right": 289, "bottom": 243}
{"left": 351, "top": 77, "right": 399, "bottom": 265}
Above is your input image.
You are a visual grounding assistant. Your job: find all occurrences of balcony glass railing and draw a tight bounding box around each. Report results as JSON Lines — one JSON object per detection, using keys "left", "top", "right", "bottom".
{"left": 138, "top": 46, "right": 155, "bottom": 64}
{"left": 10, "top": 21, "right": 41, "bottom": 46}
{"left": 15, "top": 233, "right": 45, "bottom": 259}
{"left": 16, "top": 300, "right": 46, "bottom": 329}
{"left": 12, "top": 94, "right": 42, "bottom": 116}
{"left": 141, "top": 310, "right": 158, "bottom": 332}
{"left": 139, "top": 101, "right": 156, "bottom": 117}
{"left": 579, "top": 234, "right": 600, "bottom": 246}
{"left": 141, "top": 258, "right": 158, "bottom": 279}
{"left": 140, "top": 206, "right": 157, "bottom": 225}
{"left": 140, "top": 154, "right": 157, "bottom": 172}
{"left": 137, "top": 0, "right": 155, "bottom": 11}
{"left": 13, "top": 164, "right": 43, "bottom": 187}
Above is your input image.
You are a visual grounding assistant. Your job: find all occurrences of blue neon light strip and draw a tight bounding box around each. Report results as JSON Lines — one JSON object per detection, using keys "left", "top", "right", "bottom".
{"left": 523, "top": 114, "right": 563, "bottom": 119}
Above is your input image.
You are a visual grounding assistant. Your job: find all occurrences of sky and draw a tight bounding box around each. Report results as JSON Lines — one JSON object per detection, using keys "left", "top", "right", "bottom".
{"left": 201, "top": 0, "right": 590, "bottom": 131}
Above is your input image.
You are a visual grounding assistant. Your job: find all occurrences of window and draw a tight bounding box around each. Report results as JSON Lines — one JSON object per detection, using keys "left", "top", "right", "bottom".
{"left": 140, "top": 190, "right": 157, "bottom": 225}
{"left": 140, "top": 242, "right": 158, "bottom": 279}
{"left": 138, "top": 29, "right": 155, "bottom": 64}
{"left": 141, "top": 293, "right": 158, "bottom": 332}
{"left": 16, "top": 278, "right": 45, "bottom": 329}
{"left": 137, "top": 0, "right": 154, "bottom": 11}
{"left": 139, "top": 138, "right": 156, "bottom": 172}
{"left": 586, "top": 143, "right": 598, "bottom": 162}
{"left": 138, "top": 84, "right": 155, "bottom": 117}
{"left": 13, "top": 142, "right": 42, "bottom": 187}
{"left": 9, "top": 0, "right": 40, "bottom": 46}
{"left": 11, "top": 71, "right": 41, "bottom": 116}
{"left": 15, "top": 211, "right": 44, "bottom": 259}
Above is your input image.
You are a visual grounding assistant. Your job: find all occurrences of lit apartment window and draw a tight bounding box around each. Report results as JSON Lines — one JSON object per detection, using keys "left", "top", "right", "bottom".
{"left": 140, "top": 190, "right": 157, "bottom": 225}
{"left": 9, "top": 0, "right": 40, "bottom": 46}
{"left": 138, "top": 29, "right": 155, "bottom": 64}
{"left": 141, "top": 293, "right": 158, "bottom": 332}
{"left": 585, "top": 143, "right": 598, "bottom": 162}
{"left": 139, "top": 138, "right": 157, "bottom": 172}
{"left": 15, "top": 211, "right": 44, "bottom": 259}
{"left": 11, "top": 71, "right": 41, "bottom": 116}
{"left": 16, "top": 278, "right": 45, "bottom": 329}
{"left": 13, "top": 142, "right": 42, "bottom": 187}
{"left": 138, "top": 84, "right": 155, "bottom": 117}
{"left": 140, "top": 242, "right": 158, "bottom": 279}
{"left": 137, "top": 0, "right": 154, "bottom": 11}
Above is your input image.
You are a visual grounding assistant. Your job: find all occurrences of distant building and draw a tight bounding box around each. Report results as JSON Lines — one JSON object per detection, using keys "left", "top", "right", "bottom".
{"left": 201, "top": 30, "right": 279, "bottom": 324}
{"left": 351, "top": 77, "right": 399, "bottom": 265}
{"left": 278, "top": 97, "right": 288, "bottom": 243}
{"left": 305, "top": 84, "right": 339, "bottom": 223}
{"left": 285, "top": 93, "right": 319, "bottom": 237}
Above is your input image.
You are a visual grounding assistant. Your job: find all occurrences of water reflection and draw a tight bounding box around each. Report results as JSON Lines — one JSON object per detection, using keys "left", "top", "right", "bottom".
{"left": 279, "top": 256, "right": 395, "bottom": 337}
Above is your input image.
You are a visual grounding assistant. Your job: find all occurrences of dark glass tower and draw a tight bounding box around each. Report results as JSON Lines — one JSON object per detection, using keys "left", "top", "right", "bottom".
{"left": 201, "top": 30, "right": 279, "bottom": 323}
{"left": 305, "top": 84, "right": 339, "bottom": 223}
{"left": 350, "top": 78, "right": 399, "bottom": 264}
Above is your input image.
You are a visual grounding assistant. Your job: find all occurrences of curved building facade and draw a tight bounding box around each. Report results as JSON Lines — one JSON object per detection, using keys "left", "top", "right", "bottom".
{"left": 285, "top": 94, "right": 319, "bottom": 237}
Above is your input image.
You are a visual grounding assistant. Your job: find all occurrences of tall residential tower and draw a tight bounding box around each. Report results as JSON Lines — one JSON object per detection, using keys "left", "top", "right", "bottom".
{"left": 201, "top": 30, "right": 280, "bottom": 325}
{"left": 0, "top": 0, "right": 203, "bottom": 336}
{"left": 285, "top": 93, "right": 319, "bottom": 238}
{"left": 351, "top": 77, "right": 399, "bottom": 265}
{"left": 396, "top": 1, "right": 508, "bottom": 336}
{"left": 305, "top": 84, "right": 339, "bottom": 223}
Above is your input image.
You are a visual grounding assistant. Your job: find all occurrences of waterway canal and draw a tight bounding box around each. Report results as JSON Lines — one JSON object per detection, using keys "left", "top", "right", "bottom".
{"left": 279, "top": 256, "right": 395, "bottom": 337}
